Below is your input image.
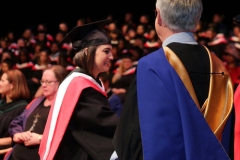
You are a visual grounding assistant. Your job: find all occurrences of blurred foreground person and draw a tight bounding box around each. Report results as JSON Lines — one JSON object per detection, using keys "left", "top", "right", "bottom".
{"left": 232, "top": 14, "right": 240, "bottom": 160}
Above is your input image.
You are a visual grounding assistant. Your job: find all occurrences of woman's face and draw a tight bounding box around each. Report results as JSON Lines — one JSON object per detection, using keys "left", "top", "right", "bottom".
{"left": 93, "top": 44, "right": 113, "bottom": 77}
{"left": 39, "top": 51, "right": 48, "bottom": 63}
{"left": 223, "top": 43, "right": 239, "bottom": 63}
{"left": 0, "top": 73, "right": 12, "bottom": 95}
{"left": 17, "top": 39, "right": 25, "bottom": 47}
{"left": 122, "top": 57, "right": 133, "bottom": 70}
{"left": 55, "top": 33, "right": 64, "bottom": 42}
{"left": 41, "top": 70, "right": 59, "bottom": 98}
{"left": 136, "top": 25, "right": 145, "bottom": 35}
{"left": 0, "top": 40, "right": 7, "bottom": 48}
{"left": 1, "top": 53, "right": 11, "bottom": 62}
{"left": 1, "top": 63, "right": 10, "bottom": 73}
{"left": 19, "top": 53, "right": 27, "bottom": 62}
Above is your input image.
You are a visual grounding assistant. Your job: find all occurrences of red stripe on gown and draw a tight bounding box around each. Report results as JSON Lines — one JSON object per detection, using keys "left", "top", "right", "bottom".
{"left": 234, "top": 85, "right": 240, "bottom": 160}
{"left": 39, "top": 76, "right": 106, "bottom": 160}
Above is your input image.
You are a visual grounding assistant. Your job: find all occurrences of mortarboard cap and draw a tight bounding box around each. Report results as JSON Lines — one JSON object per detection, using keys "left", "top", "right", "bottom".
{"left": 60, "top": 19, "right": 112, "bottom": 52}
{"left": 233, "top": 14, "right": 240, "bottom": 24}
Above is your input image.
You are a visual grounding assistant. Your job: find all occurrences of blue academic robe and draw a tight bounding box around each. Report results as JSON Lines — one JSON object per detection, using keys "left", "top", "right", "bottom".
{"left": 137, "top": 47, "right": 230, "bottom": 160}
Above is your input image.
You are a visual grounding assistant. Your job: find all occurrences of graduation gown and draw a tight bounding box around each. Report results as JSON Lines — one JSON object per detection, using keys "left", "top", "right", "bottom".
{"left": 13, "top": 62, "right": 34, "bottom": 80}
{"left": 39, "top": 68, "right": 119, "bottom": 160}
{"left": 113, "top": 43, "right": 233, "bottom": 160}
{"left": 4, "top": 96, "right": 46, "bottom": 160}
{"left": 0, "top": 99, "right": 28, "bottom": 160}
{"left": 0, "top": 99, "right": 28, "bottom": 138}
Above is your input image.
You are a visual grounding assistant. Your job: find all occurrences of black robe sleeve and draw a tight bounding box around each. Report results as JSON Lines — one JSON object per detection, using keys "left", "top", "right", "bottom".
{"left": 113, "top": 70, "right": 143, "bottom": 160}
{"left": 54, "top": 87, "right": 119, "bottom": 160}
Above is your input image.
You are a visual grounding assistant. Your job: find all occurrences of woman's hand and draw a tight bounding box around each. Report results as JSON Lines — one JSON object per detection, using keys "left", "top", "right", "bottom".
{"left": 24, "top": 132, "right": 42, "bottom": 146}
{"left": 112, "top": 88, "right": 126, "bottom": 95}
{"left": 13, "top": 131, "right": 32, "bottom": 143}
{"left": 0, "top": 147, "right": 12, "bottom": 155}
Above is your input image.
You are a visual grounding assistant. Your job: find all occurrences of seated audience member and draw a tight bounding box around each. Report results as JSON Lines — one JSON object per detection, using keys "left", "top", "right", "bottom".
{"left": 49, "top": 41, "right": 61, "bottom": 65}
{"left": 56, "top": 51, "right": 75, "bottom": 73}
{"left": 0, "top": 50, "right": 15, "bottom": 70}
{"left": 0, "top": 69, "right": 31, "bottom": 159}
{"left": 143, "top": 28, "right": 161, "bottom": 54}
{"left": 129, "top": 46, "right": 144, "bottom": 67}
{"left": 112, "top": 52, "right": 134, "bottom": 85}
{"left": 111, "top": 53, "right": 136, "bottom": 103}
{"left": 222, "top": 42, "right": 240, "bottom": 90}
{"left": 30, "top": 43, "right": 43, "bottom": 64}
{"left": 13, "top": 48, "right": 34, "bottom": 80}
{"left": 3, "top": 65, "right": 68, "bottom": 160}
{"left": 28, "top": 49, "right": 51, "bottom": 98}
{"left": 0, "top": 59, "right": 14, "bottom": 77}
{"left": 100, "top": 72, "right": 123, "bottom": 117}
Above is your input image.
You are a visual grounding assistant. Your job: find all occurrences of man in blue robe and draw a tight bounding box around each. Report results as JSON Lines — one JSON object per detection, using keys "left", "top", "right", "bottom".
{"left": 112, "top": 0, "right": 233, "bottom": 159}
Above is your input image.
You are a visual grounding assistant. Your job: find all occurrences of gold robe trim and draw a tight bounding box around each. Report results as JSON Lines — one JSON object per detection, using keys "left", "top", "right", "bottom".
{"left": 163, "top": 46, "right": 233, "bottom": 141}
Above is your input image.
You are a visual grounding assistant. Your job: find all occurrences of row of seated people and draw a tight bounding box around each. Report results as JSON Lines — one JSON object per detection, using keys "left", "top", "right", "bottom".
{"left": 0, "top": 65, "right": 67, "bottom": 159}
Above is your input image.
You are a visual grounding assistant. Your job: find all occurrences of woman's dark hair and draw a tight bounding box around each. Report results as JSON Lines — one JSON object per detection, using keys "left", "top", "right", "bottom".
{"left": 57, "top": 51, "right": 68, "bottom": 68}
{"left": 2, "top": 58, "right": 14, "bottom": 69}
{"left": 73, "top": 46, "right": 97, "bottom": 76}
{"left": 17, "top": 47, "right": 31, "bottom": 63}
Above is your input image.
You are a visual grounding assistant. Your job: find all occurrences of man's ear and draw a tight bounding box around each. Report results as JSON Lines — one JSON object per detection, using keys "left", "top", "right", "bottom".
{"left": 156, "top": 8, "right": 162, "bottom": 26}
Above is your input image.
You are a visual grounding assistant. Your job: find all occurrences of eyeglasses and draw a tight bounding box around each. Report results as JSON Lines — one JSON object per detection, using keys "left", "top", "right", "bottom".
{"left": 40, "top": 80, "right": 58, "bottom": 85}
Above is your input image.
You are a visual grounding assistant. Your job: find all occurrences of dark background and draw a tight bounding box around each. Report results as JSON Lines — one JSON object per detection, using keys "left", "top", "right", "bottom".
{"left": 0, "top": 0, "right": 239, "bottom": 37}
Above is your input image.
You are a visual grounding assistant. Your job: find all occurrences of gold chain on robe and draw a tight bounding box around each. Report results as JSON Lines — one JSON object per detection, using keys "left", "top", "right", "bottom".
{"left": 163, "top": 46, "right": 233, "bottom": 141}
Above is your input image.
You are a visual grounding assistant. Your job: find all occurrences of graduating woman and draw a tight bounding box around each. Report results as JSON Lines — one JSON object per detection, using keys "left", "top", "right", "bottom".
{"left": 39, "top": 19, "right": 119, "bottom": 160}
